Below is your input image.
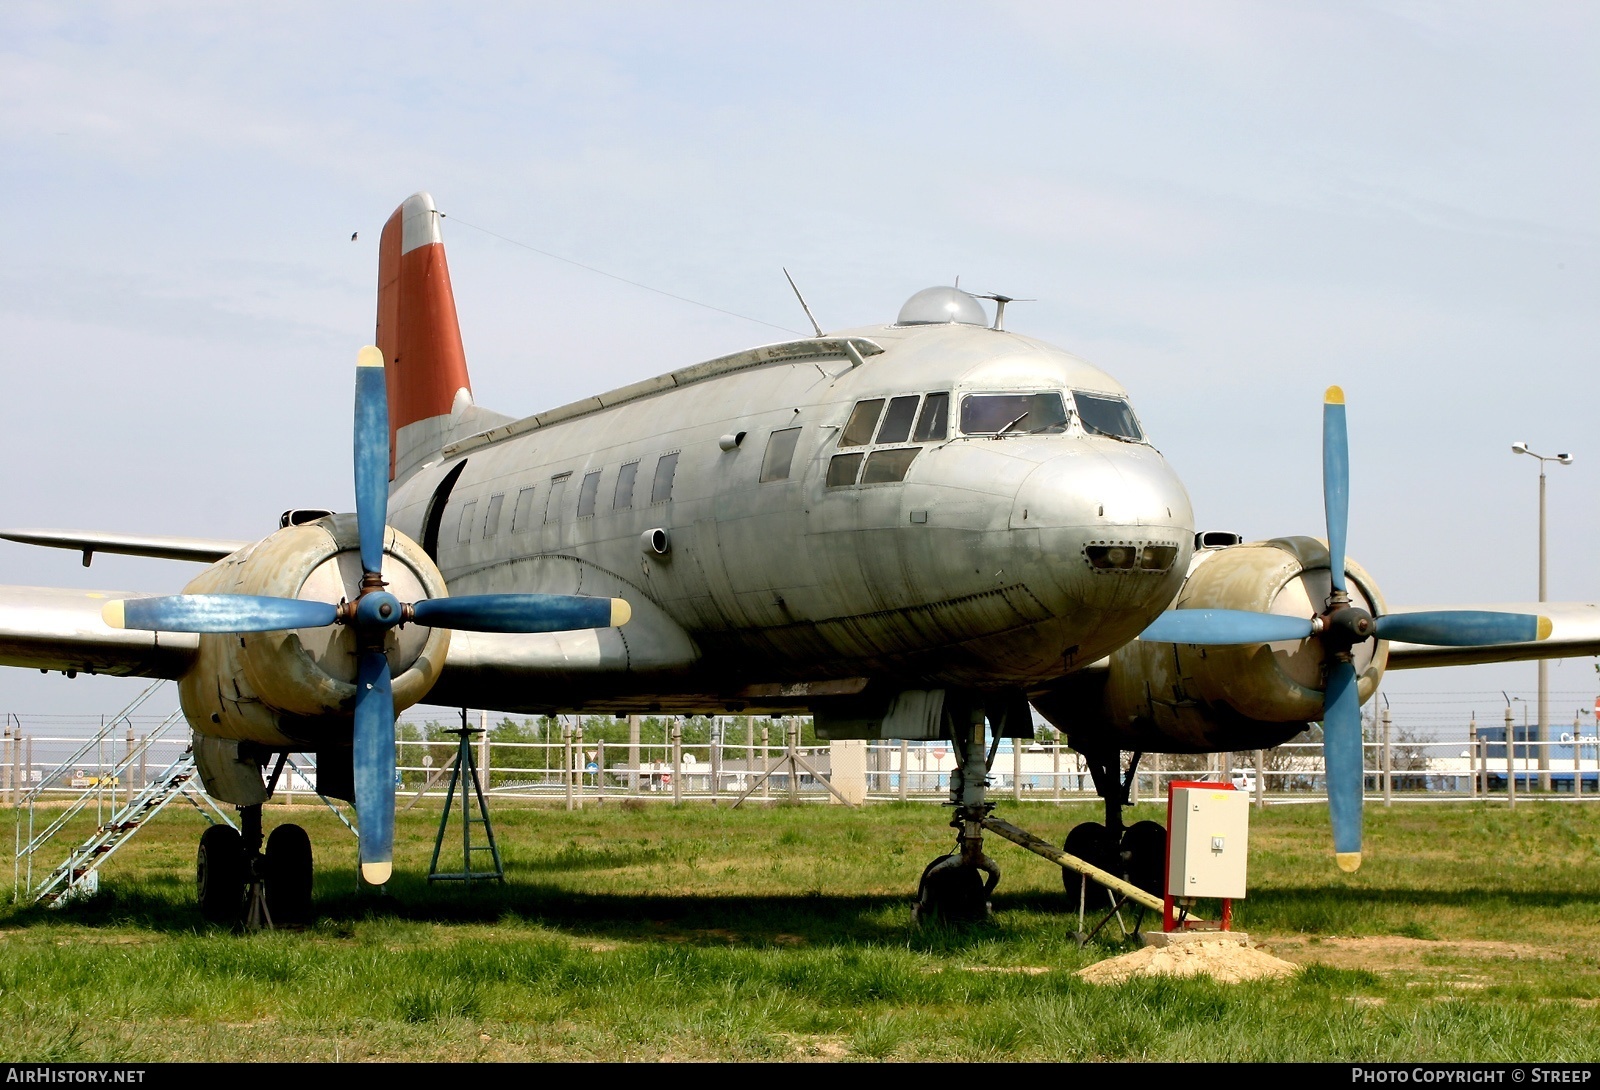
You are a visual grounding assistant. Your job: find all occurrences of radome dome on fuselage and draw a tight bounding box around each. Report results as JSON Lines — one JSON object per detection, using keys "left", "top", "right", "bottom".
{"left": 398, "top": 284, "right": 1194, "bottom": 715}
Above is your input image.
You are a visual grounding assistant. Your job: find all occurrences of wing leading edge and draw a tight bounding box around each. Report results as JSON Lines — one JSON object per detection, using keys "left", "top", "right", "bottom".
{"left": 0, "top": 585, "right": 198, "bottom": 678}
{"left": 1385, "top": 601, "right": 1600, "bottom": 669}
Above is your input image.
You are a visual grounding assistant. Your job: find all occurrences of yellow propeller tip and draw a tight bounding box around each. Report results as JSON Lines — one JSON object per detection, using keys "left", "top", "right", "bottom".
{"left": 1536, "top": 616, "right": 1553, "bottom": 640}
{"left": 101, "top": 600, "right": 125, "bottom": 629}
{"left": 361, "top": 861, "right": 392, "bottom": 885}
{"left": 1324, "top": 385, "right": 1345, "bottom": 405}
{"left": 1335, "top": 851, "right": 1362, "bottom": 873}
{"left": 610, "top": 598, "right": 632, "bottom": 627}
{"left": 357, "top": 345, "right": 384, "bottom": 369}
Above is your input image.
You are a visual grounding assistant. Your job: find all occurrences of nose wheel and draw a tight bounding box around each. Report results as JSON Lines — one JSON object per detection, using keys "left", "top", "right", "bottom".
{"left": 913, "top": 839, "right": 1001, "bottom": 925}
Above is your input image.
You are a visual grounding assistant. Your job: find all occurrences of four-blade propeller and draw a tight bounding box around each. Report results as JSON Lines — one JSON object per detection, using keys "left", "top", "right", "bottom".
{"left": 105, "top": 345, "right": 631, "bottom": 885}
{"left": 1138, "top": 387, "right": 1549, "bottom": 871}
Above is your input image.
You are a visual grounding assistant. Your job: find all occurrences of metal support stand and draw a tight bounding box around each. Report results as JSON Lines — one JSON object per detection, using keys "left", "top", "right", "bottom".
{"left": 427, "top": 719, "right": 504, "bottom": 886}
{"left": 243, "top": 874, "right": 274, "bottom": 930}
{"left": 1073, "top": 871, "right": 1142, "bottom": 946}
{"left": 239, "top": 803, "right": 273, "bottom": 932}
{"left": 730, "top": 721, "right": 857, "bottom": 808}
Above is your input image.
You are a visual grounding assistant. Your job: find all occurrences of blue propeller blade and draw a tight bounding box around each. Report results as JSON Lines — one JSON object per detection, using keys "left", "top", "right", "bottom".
{"left": 1323, "top": 386, "right": 1349, "bottom": 595}
{"left": 107, "top": 594, "right": 337, "bottom": 634}
{"left": 353, "top": 346, "right": 389, "bottom": 577}
{"left": 352, "top": 649, "right": 395, "bottom": 886}
{"left": 1373, "top": 610, "right": 1548, "bottom": 647}
{"left": 1322, "top": 658, "right": 1363, "bottom": 872}
{"left": 410, "top": 593, "right": 629, "bottom": 633}
{"left": 1138, "top": 609, "right": 1314, "bottom": 645}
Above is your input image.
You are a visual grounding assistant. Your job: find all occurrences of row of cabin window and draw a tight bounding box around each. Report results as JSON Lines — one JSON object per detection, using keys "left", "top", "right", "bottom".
{"left": 455, "top": 394, "right": 950, "bottom": 544}
{"left": 456, "top": 451, "right": 680, "bottom": 544}
{"left": 824, "top": 391, "right": 948, "bottom": 488}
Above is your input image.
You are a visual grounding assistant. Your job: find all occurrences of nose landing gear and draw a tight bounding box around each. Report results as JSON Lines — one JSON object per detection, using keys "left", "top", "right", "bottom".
{"left": 905, "top": 706, "right": 1173, "bottom": 932}
{"left": 913, "top": 713, "right": 1002, "bottom": 925}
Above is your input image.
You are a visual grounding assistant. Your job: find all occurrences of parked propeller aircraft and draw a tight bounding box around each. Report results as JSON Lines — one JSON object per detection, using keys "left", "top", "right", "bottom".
{"left": 3, "top": 192, "right": 1597, "bottom": 924}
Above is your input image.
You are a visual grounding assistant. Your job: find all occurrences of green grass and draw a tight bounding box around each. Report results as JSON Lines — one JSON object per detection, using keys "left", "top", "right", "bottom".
{"left": 2, "top": 798, "right": 1600, "bottom": 1060}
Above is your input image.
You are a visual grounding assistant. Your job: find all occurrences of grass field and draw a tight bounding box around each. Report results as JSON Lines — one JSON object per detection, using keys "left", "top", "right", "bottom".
{"left": 3, "top": 797, "right": 1600, "bottom": 1062}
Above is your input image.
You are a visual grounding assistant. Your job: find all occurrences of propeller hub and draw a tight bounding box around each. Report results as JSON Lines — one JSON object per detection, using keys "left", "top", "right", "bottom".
{"left": 1321, "top": 605, "right": 1374, "bottom": 655}
{"left": 353, "top": 590, "right": 403, "bottom": 630}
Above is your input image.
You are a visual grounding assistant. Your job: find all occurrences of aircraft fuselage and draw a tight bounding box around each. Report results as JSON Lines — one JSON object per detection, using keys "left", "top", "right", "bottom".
{"left": 393, "top": 316, "right": 1195, "bottom": 714}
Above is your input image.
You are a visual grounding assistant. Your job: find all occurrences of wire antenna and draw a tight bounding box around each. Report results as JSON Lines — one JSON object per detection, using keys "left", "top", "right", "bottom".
{"left": 783, "top": 268, "right": 825, "bottom": 337}
{"left": 440, "top": 212, "right": 801, "bottom": 335}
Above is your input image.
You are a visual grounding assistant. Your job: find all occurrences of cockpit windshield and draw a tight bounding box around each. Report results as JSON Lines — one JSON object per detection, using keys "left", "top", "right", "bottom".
{"left": 1072, "top": 392, "right": 1143, "bottom": 442}
{"left": 959, "top": 392, "right": 1069, "bottom": 436}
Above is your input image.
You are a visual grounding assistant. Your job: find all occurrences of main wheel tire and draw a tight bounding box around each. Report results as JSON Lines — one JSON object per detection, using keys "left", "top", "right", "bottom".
{"left": 914, "top": 854, "right": 989, "bottom": 925}
{"left": 264, "top": 823, "right": 314, "bottom": 926}
{"left": 197, "top": 824, "right": 245, "bottom": 924}
{"left": 1120, "top": 820, "right": 1168, "bottom": 899}
{"left": 1062, "top": 821, "right": 1119, "bottom": 900}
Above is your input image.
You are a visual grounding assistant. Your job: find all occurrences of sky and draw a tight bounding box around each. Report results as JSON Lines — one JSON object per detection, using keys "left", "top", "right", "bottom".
{"left": 1, "top": 2, "right": 1595, "bottom": 738}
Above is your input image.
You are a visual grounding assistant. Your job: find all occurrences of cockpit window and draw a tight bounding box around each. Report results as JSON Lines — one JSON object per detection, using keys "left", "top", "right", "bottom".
{"left": 840, "top": 399, "right": 885, "bottom": 447}
{"left": 875, "top": 395, "right": 920, "bottom": 445}
{"left": 1072, "top": 392, "right": 1143, "bottom": 442}
{"left": 959, "top": 392, "right": 1069, "bottom": 436}
{"left": 912, "top": 392, "right": 949, "bottom": 441}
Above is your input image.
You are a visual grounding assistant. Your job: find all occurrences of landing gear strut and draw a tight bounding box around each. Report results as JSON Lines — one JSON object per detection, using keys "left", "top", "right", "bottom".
{"left": 914, "top": 713, "right": 1001, "bottom": 925}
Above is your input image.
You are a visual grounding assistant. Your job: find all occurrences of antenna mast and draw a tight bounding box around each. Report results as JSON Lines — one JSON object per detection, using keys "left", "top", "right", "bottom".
{"left": 783, "top": 268, "right": 825, "bottom": 338}
{"left": 975, "top": 291, "right": 1034, "bottom": 332}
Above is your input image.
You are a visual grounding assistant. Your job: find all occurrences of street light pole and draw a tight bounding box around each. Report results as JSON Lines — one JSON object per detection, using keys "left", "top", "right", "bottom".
{"left": 1512, "top": 441, "right": 1573, "bottom": 792}
{"left": 1539, "top": 461, "right": 1547, "bottom": 792}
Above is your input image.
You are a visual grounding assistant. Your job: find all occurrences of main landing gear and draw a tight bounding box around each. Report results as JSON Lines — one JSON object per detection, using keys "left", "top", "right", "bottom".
{"left": 913, "top": 713, "right": 1001, "bottom": 925}
{"left": 1063, "top": 749, "right": 1167, "bottom": 936}
{"left": 196, "top": 802, "right": 314, "bottom": 929}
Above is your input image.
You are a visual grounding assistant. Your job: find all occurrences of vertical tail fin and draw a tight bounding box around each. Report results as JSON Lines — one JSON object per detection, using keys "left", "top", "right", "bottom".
{"left": 375, "top": 192, "right": 473, "bottom": 481}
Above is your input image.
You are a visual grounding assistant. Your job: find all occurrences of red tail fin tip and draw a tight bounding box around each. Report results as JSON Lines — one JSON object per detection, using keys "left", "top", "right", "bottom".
{"left": 375, "top": 191, "right": 472, "bottom": 479}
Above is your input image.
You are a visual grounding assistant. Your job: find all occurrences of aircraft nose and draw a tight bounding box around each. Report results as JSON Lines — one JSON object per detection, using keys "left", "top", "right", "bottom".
{"left": 1013, "top": 446, "right": 1193, "bottom": 540}
{"left": 1010, "top": 445, "right": 1194, "bottom": 628}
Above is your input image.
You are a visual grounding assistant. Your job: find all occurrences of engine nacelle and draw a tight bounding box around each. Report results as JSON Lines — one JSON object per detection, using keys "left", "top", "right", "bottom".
{"left": 177, "top": 513, "right": 450, "bottom": 747}
{"left": 1036, "top": 536, "right": 1387, "bottom": 754}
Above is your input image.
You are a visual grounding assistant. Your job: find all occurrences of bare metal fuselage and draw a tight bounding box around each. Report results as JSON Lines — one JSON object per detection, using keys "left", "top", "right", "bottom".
{"left": 395, "top": 319, "right": 1195, "bottom": 714}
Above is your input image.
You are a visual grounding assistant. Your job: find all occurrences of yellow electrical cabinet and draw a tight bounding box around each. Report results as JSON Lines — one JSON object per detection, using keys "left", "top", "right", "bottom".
{"left": 1166, "top": 785, "right": 1250, "bottom": 899}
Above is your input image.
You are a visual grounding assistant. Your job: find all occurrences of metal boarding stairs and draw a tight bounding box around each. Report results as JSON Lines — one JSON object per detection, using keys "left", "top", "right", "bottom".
{"left": 12, "top": 680, "right": 236, "bottom": 906}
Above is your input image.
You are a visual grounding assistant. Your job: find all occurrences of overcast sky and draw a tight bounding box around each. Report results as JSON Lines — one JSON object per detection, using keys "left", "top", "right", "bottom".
{"left": 1, "top": 2, "right": 1595, "bottom": 732}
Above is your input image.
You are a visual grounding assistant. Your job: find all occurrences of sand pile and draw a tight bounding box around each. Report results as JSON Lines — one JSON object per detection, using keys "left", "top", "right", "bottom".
{"left": 1077, "top": 935, "right": 1299, "bottom": 985}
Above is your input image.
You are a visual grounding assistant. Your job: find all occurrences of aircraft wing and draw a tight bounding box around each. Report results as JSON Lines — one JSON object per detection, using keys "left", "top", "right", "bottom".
{"left": 0, "top": 528, "right": 247, "bottom": 565}
{"left": 1385, "top": 601, "right": 1600, "bottom": 669}
{"left": 0, "top": 585, "right": 198, "bottom": 678}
